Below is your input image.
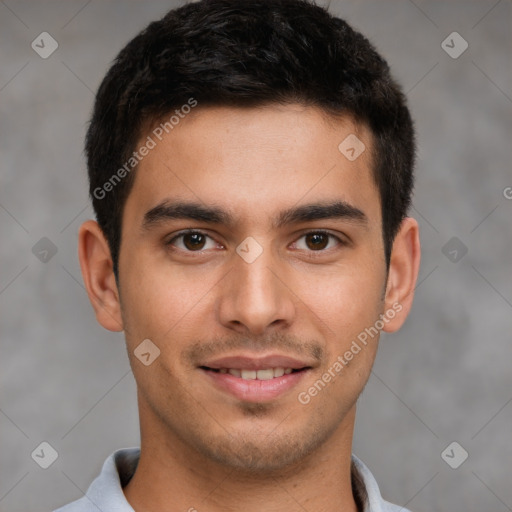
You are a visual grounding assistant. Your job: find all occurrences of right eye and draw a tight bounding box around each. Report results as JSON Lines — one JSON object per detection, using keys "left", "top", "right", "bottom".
{"left": 165, "top": 229, "right": 222, "bottom": 253}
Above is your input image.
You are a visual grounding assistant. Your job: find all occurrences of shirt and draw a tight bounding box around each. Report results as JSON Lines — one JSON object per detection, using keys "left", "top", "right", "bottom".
{"left": 54, "top": 447, "right": 411, "bottom": 512}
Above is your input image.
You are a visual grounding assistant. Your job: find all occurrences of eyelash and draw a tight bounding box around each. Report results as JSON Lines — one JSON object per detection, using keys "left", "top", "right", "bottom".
{"left": 165, "top": 229, "right": 345, "bottom": 256}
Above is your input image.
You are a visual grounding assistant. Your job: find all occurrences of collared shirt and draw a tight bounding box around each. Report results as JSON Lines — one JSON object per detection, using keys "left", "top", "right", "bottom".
{"left": 54, "top": 447, "right": 411, "bottom": 512}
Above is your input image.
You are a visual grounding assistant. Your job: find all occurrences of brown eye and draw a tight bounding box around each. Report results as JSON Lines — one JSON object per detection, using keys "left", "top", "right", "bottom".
{"left": 292, "top": 231, "right": 343, "bottom": 254}
{"left": 182, "top": 232, "right": 206, "bottom": 251}
{"left": 166, "top": 230, "right": 217, "bottom": 252}
{"left": 305, "top": 232, "right": 329, "bottom": 250}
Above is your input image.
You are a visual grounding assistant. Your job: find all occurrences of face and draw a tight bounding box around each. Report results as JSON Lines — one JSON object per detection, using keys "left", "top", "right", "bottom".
{"left": 91, "top": 104, "right": 409, "bottom": 474}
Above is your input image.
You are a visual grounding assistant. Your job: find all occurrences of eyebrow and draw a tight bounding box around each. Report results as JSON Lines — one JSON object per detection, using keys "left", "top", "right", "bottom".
{"left": 142, "top": 199, "right": 368, "bottom": 231}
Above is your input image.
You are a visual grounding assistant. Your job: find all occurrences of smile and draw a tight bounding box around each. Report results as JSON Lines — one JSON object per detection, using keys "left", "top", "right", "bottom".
{"left": 205, "top": 367, "right": 298, "bottom": 380}
{"left": 200, "top": 365, "right": 310, "bottom": 402}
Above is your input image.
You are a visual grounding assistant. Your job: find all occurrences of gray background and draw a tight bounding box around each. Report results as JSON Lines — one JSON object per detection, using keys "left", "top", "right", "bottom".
{"left": 1, "top": 1, "right": 511, "bottom": 511}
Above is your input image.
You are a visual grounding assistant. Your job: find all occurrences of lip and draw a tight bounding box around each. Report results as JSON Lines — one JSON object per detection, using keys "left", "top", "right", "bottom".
{"left": 200, "top": 354, "right": 313, "bottom": 371}
{"left": 201, "top": 366, "right": 310, "bottom": 402}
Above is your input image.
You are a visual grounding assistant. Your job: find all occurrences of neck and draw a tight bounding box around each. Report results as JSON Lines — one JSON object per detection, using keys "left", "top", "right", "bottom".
{"left": 124, "top": 399, "right": 359, "bottom": 512}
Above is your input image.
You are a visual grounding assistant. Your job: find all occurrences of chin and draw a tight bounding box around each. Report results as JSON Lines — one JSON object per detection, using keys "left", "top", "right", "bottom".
{"left": 189, "top": 418, "right": 335, "bottom": 476}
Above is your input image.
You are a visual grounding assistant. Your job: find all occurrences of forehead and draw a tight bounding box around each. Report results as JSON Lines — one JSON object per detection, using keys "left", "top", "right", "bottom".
{"left": 123, "top": 104, "right": 381, "bottom": 232}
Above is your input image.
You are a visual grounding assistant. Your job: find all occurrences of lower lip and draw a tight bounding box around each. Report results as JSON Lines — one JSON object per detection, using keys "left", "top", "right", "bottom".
{"left": 201, "top": 369, "right": 309, "bottom": 402}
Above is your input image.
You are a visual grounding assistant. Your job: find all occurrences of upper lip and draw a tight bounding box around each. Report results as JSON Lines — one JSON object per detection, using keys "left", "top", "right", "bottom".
{"left": 200, "top": 354, "right": 314, "bottom": 371}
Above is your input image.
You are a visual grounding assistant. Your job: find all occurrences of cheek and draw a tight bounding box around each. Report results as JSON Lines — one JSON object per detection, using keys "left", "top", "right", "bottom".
{"left": 304, "top": 270, "right": 383, "bottom": 403}
{"left": 119, "top": 249, "right": 229, "bottom": 356}
{"left": 298, "top": 262, "right": 384, "bottom": 335}
{"left": 119, "top": 260, "right": 196, "bottom": 346}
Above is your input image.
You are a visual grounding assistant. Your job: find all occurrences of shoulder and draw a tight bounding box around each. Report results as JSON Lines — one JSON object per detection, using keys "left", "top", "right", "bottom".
{"left": 352, "top": 454, "right": 412, "bottom": 512}
{"left": 53, "top": 447, "right": 140, "bottom": 512}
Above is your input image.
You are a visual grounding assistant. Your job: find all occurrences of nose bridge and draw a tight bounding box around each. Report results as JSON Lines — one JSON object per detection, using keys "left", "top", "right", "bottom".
{"left": 237, "top": 247, "right": 277, "bottom": 300}
{"left": 217, "top": 239, "right": 294, "bottom": 334}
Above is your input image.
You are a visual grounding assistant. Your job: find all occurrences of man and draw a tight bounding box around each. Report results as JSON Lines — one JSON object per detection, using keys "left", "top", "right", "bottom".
{"left": 56, "top": 0, "right": 421, "bottom": 510}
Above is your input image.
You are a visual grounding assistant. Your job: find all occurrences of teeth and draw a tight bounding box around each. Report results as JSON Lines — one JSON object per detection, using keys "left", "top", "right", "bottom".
{"left": 256, "top": 369, "right": 274, "bottom": 380}
{"left": 220, "top": 367, "right": 295, "bottom": 379}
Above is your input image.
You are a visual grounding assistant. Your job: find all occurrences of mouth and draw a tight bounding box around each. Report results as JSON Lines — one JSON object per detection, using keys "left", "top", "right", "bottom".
{"left": 200, "top": 366, "right": 306, "bottom": 379}
{"left": 198, "top": 354, "right": 314, "bottom": 402}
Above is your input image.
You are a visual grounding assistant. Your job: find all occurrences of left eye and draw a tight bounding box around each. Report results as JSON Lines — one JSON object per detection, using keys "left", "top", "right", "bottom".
{"left": 292, "top": 231, "right": 342, "bottom": 252}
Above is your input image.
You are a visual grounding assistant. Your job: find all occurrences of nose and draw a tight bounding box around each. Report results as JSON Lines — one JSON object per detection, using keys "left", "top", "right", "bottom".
{"left": 216, "top": 244, "right": 296, "bottom": 336}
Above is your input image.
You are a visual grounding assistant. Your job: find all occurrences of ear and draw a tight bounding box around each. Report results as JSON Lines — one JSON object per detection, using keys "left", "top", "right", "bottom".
{"left": 78, "top": 220, "right": 124, "bottom": 332}
{"left": 382, "top": 217, "right": 421, "bottom": 333}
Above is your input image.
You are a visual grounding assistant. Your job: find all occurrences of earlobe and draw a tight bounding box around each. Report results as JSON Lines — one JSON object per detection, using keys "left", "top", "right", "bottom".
{"left": 382, "top": 217, "right": 421, "bottom": 333}
{"left": 78, "top": 220, "right": 124, "bottom": 332}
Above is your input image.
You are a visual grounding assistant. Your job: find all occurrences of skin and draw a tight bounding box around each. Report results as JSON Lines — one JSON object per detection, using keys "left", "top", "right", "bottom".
{"left": 78, "top": 104, "right": 420, "bottom": 512}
